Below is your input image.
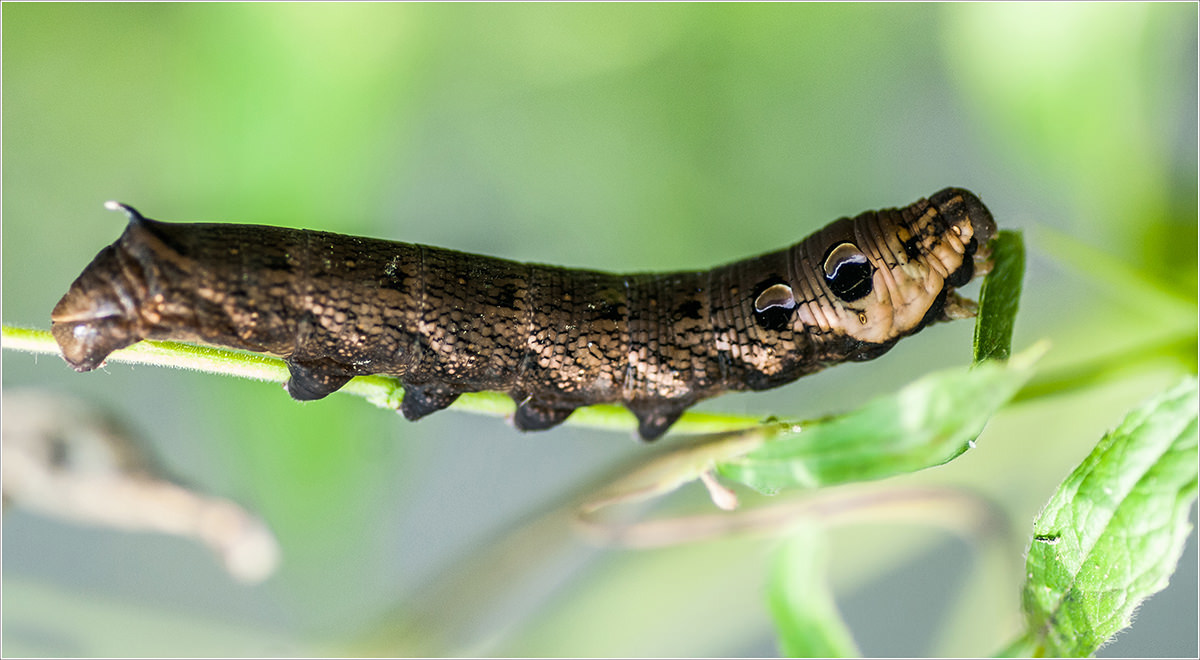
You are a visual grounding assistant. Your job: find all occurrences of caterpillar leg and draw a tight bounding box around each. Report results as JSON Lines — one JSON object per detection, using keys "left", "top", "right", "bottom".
{"left": 939, "top": 291, "right": 979, "bottom": 321}
{"left": 400, "top": 382, "right": 461, "bottom": 421}
{"left": 284, "top": 359, "right": 354, "bottom": 401}
{"left": 625, "top": 401, "right": 688, "bottom": 442}
{"left": 510, "top": 395, "right": 576, "bottom": 432}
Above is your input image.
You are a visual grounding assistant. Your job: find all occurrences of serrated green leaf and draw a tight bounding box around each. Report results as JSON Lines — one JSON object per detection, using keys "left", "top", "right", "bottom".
{"left": 974, "top": 230, "right": 1026, "bottom": 364}
{"left": 717, "top": 343, "right": 1045, "bottom": 494}
{"left": 767, "top": 525, "right": 861, "bottom": 658}
{"left": 1020, "top": 377, "right": 1199, "bottom": 657}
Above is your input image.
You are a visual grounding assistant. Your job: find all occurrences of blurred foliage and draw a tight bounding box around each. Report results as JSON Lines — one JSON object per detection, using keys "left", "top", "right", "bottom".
{"left": 768, "top": 524, "right": 861, "bottom": 658}
{"left": 3, "top": 2, "right": 1196, "bottom": 658}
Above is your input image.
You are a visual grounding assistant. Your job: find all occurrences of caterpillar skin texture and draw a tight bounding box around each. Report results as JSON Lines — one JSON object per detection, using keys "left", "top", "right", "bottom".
{"left": 52, "top": 188, "right": 996, "bottom": 441}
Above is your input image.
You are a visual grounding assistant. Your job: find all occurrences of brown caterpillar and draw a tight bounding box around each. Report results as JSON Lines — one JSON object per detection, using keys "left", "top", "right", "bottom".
{"left": 51, "top": 188, "right": 996, "bottom": 440}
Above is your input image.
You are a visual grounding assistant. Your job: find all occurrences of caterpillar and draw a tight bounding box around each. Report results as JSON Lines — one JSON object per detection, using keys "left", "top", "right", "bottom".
{"left": 51, "top": 188, "right": 996, "bottom": 440}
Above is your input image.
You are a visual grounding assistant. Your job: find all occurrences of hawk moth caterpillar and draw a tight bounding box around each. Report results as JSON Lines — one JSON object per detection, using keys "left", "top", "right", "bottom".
{"left": 51, "top": 188, "right": 996, "bottom": 441}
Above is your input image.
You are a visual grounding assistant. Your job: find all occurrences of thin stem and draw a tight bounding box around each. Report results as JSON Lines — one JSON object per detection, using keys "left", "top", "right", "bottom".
{"left": 2, "top": 324, "right": 764, "bottom": 436}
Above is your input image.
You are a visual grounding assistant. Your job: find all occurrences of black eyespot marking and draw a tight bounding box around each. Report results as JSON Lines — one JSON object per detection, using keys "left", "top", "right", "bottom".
{"left": 822, "top": 242, "right": 873, "bottom": 302}
{"left": 752, "top": 276, "right": 796, "bottom": 331}
{"left": 754, "top": 283, "right": 795, "bottom": 313}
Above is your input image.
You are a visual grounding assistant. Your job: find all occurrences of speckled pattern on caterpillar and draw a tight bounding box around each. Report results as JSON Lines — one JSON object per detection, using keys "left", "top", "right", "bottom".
{"left": 51, "top": 188, "right": 996, "bottom": 440}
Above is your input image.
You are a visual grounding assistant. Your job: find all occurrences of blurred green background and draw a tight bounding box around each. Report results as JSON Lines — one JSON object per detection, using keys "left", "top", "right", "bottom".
{"left": 3, "top": 3, "right": 1195, "bottom": 657}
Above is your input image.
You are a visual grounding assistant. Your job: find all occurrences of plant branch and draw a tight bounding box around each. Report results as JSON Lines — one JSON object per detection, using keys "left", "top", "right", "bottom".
{"left": 1, "top": 324, "right": 763, "bottom": 436}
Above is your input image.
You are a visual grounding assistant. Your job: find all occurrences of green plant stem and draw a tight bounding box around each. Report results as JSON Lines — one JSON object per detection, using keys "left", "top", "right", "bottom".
{"left": 1, "top": 324, "right": 762, "bottom": 436}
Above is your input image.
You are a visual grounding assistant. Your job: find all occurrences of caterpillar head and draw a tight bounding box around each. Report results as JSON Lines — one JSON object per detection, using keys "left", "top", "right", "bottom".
{"left": 792, "top": 187, "right": 996, "bottom": 350}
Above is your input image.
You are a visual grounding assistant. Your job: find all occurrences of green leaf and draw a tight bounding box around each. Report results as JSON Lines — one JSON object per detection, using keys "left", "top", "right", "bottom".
{"left": 717, "top": 344, "right": 1044, "bottom": 494}
{"left": 1018, "top": 377, "right": 1199, "bottom": 657}
{"left": 974, "top": 230, "right": 1026, "bottom": 364}
{"left": 767, "top": 525, "right": 861, "bottom": 658}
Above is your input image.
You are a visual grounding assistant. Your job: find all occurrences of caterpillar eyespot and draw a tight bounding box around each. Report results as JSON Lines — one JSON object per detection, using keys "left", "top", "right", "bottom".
{"left": 823, "top": 242, "right": 873, "bottom": 302}
{"left": 51, "top": 188, "right": 997, "bottom": 441}
{"left": 753, "top": 283, "right": 797, "bottom": 314}
{"left": 751, "top": 277, "right": 798, "bottom": 331}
